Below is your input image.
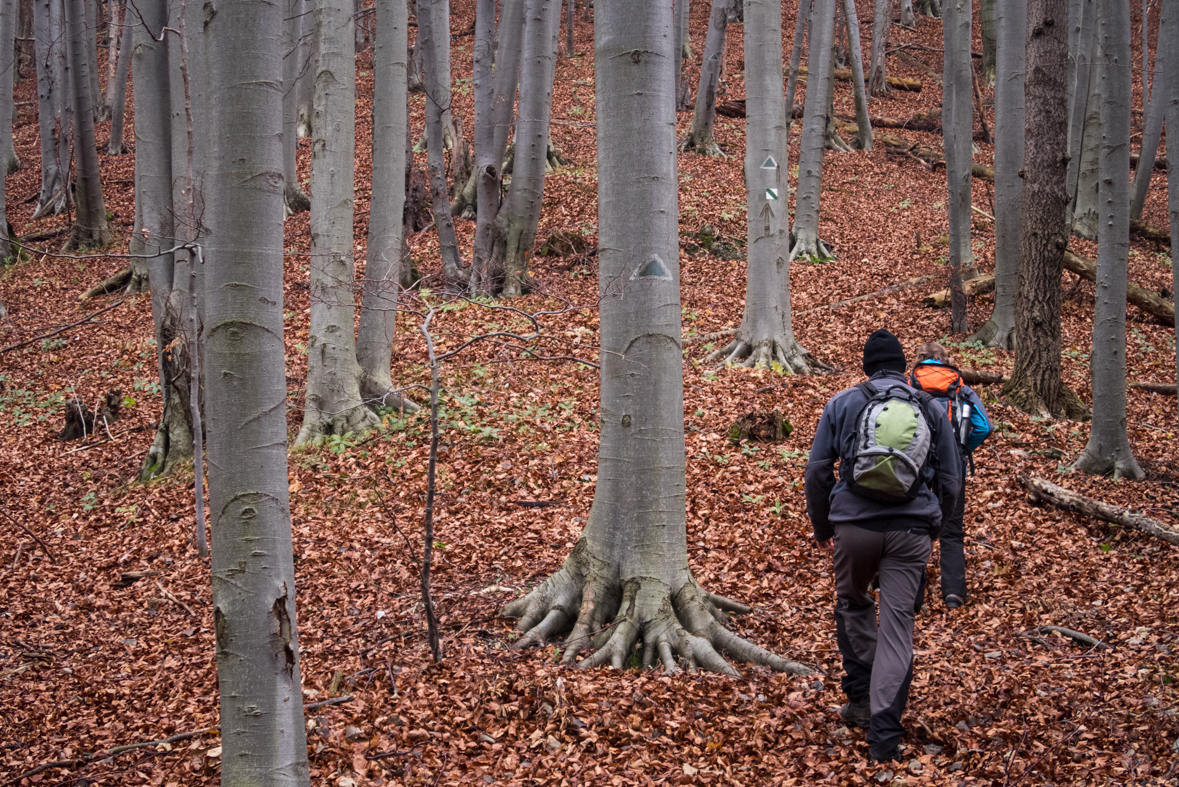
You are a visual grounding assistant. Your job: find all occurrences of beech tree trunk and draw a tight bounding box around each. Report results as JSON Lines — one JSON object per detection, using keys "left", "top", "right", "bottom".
{"left": 65, "top": 0, "right": 110, "bottom": 250}
{"left": 295, "top": 0, "right": 313, "bottom": 135}
{"left": 1071, "top": 38, "right": 1101, "bottom": 239}
{"left": 1129, "top": 11, "right": 1164, "bottom": 223}
{"left": 493, "top": 0, "right": 560, "bottom": 297}
{"left": 283, "top": 0, "right": 310, "bottom": 212}
{"left": 1074, "top": 0, "right": 1143, "bottom": 479}
{"left": 1065, "top": 0, "right": 1094, "bottom": 232}
{"left": 32, "top": 0, "right": 68, "bottom": 217}
{"left": 106, "top": 17, "right": 131, "bottom": 154}
{"left": 971, "top": 0, "right": 1024, "bottom": 348}
{"left": 707, "top": 0, "right": 822, "bottom": 373}
{"left": 297, "top": 0, "right": 378, "bottom": 445}
{"left": 1166, "top": 0, "right": 1179, "bottom": 422}
{"left": 868, "top": 0, "right": 889, "bottom": 95}
{"left": 564, "top": 0, "right": 573, "bottom": 55}
{"left": 682, "top": 0, "right": 727, "bottom": 155}
{"left": 901, "top": 0, "right": 917, "bottom": 27}
{"left": 1001, "top": 0, "right": 1087, "bottom": 421}
{"left": 784, "top": 0, "right": 811, "bottom": 123}
{"left": 83, "top": 0, "right": 99, "bottom": 118}
{"left": 0, "top": 0, "right": 21, "bottom": 174}
{"left": 356, "top": 0, "right": 417, "bottom": 412}
{"left": 980, "top": 0, "right": 996, "bottom": 82}
{"left": 941, "top": 0, "right": 971, "bottom": 333}
{"left": 790, "top": 0, "right": 836, "bottom": 260}
{"left": 504, "top": 0, "right": 811, "bottom": 679}
{"left": 204, "top": 0, "right": 311, "bottom": 774}
{"left": 841, "top": 0, "right": 872, "bottom": 149}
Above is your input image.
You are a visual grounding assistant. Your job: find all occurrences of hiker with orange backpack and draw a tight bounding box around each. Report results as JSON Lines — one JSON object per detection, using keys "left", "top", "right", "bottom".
{"left": 909, "top": 342, "right": 993, "bottom": 610}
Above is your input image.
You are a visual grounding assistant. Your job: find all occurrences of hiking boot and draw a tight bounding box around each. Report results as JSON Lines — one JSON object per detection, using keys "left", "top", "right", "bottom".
{"left": 839, "top": 699, "right": 871, "bottom": 728}
{"left": 944, "top": 594, "right": 965, "bottom": 610}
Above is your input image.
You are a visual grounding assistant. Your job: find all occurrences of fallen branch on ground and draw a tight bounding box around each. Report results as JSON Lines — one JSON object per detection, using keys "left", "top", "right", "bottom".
{"left": 1130, "top": 381, "right": 1177, "bottom": 395}
{"left": 1038, "top": 625, "right": 1110, "bottom": 650}
{"left": 0, "top": 504, "right": 57, "bottom": 562}
{"left": 921, "top": 274, "right": 996, "bottom": 308}
{"left": 80, "top": 267, "right": 132, "bottom": 299}
{"left": 800, "top": 274, "right": 936, "bottom": 315}
{"left": 1130, "top": 219, "right": 1171, "bottom": 247}
{"left": 0, "top": 300, "right": 125, "bottom": 353}
{"left": 1018, "top": 475, "right": 1179, "bottom": 547}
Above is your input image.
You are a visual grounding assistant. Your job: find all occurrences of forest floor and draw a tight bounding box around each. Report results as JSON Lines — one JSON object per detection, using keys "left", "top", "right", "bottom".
{"left": 2, "top": 0, "right": 1179, "bottom": 784}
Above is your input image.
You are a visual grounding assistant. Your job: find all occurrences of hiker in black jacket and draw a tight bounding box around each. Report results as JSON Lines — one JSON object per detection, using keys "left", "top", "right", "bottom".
{"left": 805, "top": 329, "right": 963, "bottom": 763}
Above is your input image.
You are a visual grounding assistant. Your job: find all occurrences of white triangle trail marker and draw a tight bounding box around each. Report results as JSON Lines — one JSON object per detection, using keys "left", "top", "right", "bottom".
{"left": 765, "top": 187, "right": 780, "bottom": 200}
{"left": 630, "top": 255, "right": 672, "bottom": 281}
{"left": 761, "top": 156, "right": 777, "bottom": 170}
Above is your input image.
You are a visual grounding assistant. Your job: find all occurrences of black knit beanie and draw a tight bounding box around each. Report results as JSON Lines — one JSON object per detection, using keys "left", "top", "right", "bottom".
{"left": 863, "top": 329, "right": 906, "bottom": 377}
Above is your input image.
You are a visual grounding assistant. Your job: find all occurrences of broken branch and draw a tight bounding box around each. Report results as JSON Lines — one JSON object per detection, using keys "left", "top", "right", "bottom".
{"left": 1018, "top": 475, "right": 1179, "bottom": 547}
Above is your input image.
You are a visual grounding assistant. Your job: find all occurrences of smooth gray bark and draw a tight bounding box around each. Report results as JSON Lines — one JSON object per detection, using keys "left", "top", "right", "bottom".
{"left": 709, "top": 0, "right": 821, "bottom": 373}
{"left": 791, "top": 0, "right": 836, "bottom": 260}
{"left": 971, "top": 0, "right": 1024, "bottom": 348}
{"left": 564, "top": 0, "right": 573, "bottom": 54}
{"left": 1072, "top": 39, "right": 1102, "bottom": 239}
{"left": 682, "top": 0, "right": 728, "bottom": 156}
{"left": 471, "top": 0, "right": 523, "bottom": 292}
{"left": 0, "top": 141, "right": 10, "bottom": 264}
{"left": 32, "top": 0, "right": 68, "bottom": 217}
{"left": 868, "top": 0, "right": 889, "bottom": 94}
{"left": 65, "top": 0, "right": 110, "bottom": 250}
{"left": 204, "top": 0, "right": 310, "bottom": 775}
{"left": 841, "top": 0, "right": 872, "bottom": 149}
{"left": 1065, "top": 0, "right": 1094, "bottom": 230}
{"left": 504, "top": 0, "right": 810, "bottom": 679}
{"left": 417, "top": 0, "right": 464, "bottom": 286}
{"left": 901, "top": 0, "right": 917, "bottom": 27}
{"left": 107, "top": 17, "right": 131, "bottom": 154}
{"left": 494, "top": 0, "right": 560, "bottom": 297}
{"left": 356, "top": 0, "right": 416, "bottom": 411}
{"left": 1073, "top": 0, "right": 1143, "bottom": 479}
{"left": 1129, "top": 17, "right": 1164, "bottom": 222}
{"left": 83, "top": 0, "right": 99, "bottom": 118}
{"left": 784, "top": 0, "right": 812, "bottom": 123}
{"left": 942, "top": 0, "right": 972, "bottom": 333}
{"left": 1165, "top": 0, "right": 1178, "bottom": 423}
{"left": 297, "top": 0, "right": 377, "bottom": 444}
{"left": 980, "top": 0, "right": 996, "bottom": 82}
{"left": 673, "top": 0, "right": 689, "bottom": 109}
{"left": 296, "top": 0, "right": 313, "bottom": 135}
{"left": 283, "top": 0, "right": 310, "bottom": 212}
{"left": 0, "top": 0, "right": 21, "bottom": 174}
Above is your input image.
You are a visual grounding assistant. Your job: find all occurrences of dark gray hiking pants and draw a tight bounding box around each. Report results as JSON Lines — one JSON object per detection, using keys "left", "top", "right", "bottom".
{"left": 939, "top": 483, "right": 968, "bottom": 600}
{"left": 833, "top": 525, "right": 932, "bottom": 760}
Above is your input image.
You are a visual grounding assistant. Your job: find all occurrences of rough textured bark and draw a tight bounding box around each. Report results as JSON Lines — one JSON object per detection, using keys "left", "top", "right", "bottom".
{"left": 417, "top": 0, "right": 464, "bottom": 286}
{"left": 356, "top": 0, "right": 417, "bottom": 412}
{"left": 564, "top": 0, "right": 573, "bottom": 55}
{"left": 297, "top": 0, "right": 377, "bottom": 445}
{"left": 282, "top": 0, "right": 310, "bottom": 212}
{"left": 1002, "top": 0, "right": 1087, "bottom": 420}
{"left": 204, "top": 0, "right": 311, "bottom": 774}
{"left": 1074, "top": 0, "right": 1143, "bottom": 479}
{"left": 682, "top": 0, "right": 728, "bottom": 156}
{"left": 1065, "top": 0, "right": 1094, "bottom": 231}
{"left": 106, "top": 17, "right": 131, "bottom": 154}
{"left": 941, "top": 0, "right": 971, "bottom": 333}
{"left": 1129, "top": 8, "right": 1164, "bottom": 223}
{"left": 471, "top": 0, "right": 523, "bottom": 292}
{"left": 915, "top": 0, "right": 941, "bottom": 17}
{"left": 790, "top": 0, "right": 835, "bottom": 260}
{"left": 868, "top": 0, "right": 889, "bottom": 95}
{"left": 707, "top": 0, "right": 823, "bottom": 373}
{"left": 64, "top": 0, "right": 110, "bottom": 250}
{"left": 32, "top": 0, "right": 68, "bottom": 217}
{"left": 1167, "top": 0, "right": 1179, "bottom": 423}
{"left": 492, "top": 0, "right": 560, "bottom": 297}
{"left": 841, "top": 0, "right": 872, "bottom": 149}
{"left": 0, "top": 0, "right": 21, "bottom": 174}
{"left": 504, "top": 0, "right": 811, "bottom": 678}
{"left": 971, "top": 0, "right": 1024, "bottom": 348}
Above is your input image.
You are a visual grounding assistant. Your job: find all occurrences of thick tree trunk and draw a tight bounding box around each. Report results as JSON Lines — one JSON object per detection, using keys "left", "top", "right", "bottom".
{"left": 682, "top": 0, "right": 727, "bottom": 156}
{"left": 708, "top": 0, "right": 823, "bottom": 373}
{"left": 0, "top": 0, "right": 21, "bottom": 174}
{"left": 1002, "top": 0, "right": 1087, "bottom": 421}
{"left": 32, "top": 0, "right": 67, "bottom": 217}
{"left": 841, "top": 0, "right": 872, "bottom": 149}
{"left": 1074, "top": 0, "right": 1143, "bottom": 479}
{"left": 492, "top": 0, "right": 560, "bottom": 297}
{"left": 971, "top": 0, "right": 1023, "bottom": 348}
{"left": 504, "top": 0, "right": 811, "bottom": 678}
{"left": 204, "top": 0, "right": 311, "bottom": 774}
{"left": 471, "top": 0, "right": 522, "bottom": 292}
{"left": 941, "top": 0, "right": 971, "bottom": 333}
{"left": 417, "top": 0, "right": 465, "bottom": 286}
{"left": 790, "top": 0, "right": 835, "bottom": 260}
{"left": 65, "top": 0, "right": 110, "bottom": 250}
{"left": 1129, "top": 16, "right": 1164, "bottom": 223}
{"left": 282, "top": 0, "right": 310, "bottom": 212}
{"left": 868, "top": 0, "right": 889, "bottom": 95}
{"left": 901, "top": 0, "right": 917, "bottom": 27}
{"left": 297, "top": 0, "right": 377, "bottom": 445}
{"left": 106, "top": 17, "right": 131, "bottom": 154}
{"left": 356, "top": 0, "right": 417, "bottom": 412}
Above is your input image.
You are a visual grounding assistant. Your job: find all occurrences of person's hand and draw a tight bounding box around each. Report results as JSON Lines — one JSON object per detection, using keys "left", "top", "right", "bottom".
{"left": 816, "top": 538, "right": 834, "bottom": 553}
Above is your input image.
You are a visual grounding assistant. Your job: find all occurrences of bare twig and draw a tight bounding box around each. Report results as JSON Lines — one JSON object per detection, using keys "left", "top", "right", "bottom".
{"left": 0, "top": 505, "right": 57, "bottom": 562}
{"left": 154, "top": 581, "right": 196, "bottom": 617}
{"left": 1038, "top": 625, "right": 1111, "bottom": 650}
{"left": 0, "top": 300, "right": 125, "bottom": 353}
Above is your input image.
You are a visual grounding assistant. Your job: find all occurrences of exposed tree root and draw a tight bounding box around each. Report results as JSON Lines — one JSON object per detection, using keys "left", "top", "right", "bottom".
{"left": 1001, "top": 376, "right": 1090, "bottom": 422}
{"left": 789, "top": 232, "right": 834, "bottom": 262}
{"left": 679, "top": 134, "right": 725, "bottom": 157}
{"left": 1071, "top": 448, "right": 1145, "bottom": 481}
{"left": 80, "top": 267, "right": 133, "bottom": 299}
{"left": 966, "top": 318, "right": 1015, "bottom": 350}
{"left": 503, "top": 541, "right": 813, "bottom": 676}
{"left": 706, "top": 336, "right": 827, "bottom": 374}
{"left": 294, "top": 401, "right": 380, "bottom": 447}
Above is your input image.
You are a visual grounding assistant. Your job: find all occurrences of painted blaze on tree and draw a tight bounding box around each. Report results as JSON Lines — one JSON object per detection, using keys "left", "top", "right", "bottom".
{"left": 502, "top": 0, "right": 810, "bottom": 677}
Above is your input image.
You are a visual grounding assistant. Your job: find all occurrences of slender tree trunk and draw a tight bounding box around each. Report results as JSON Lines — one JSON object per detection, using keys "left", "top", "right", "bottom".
{"left": 564, "top": 0, "right": 573, "bottom": 54}
{"left": 971, "top": 0, "right": 1023, "bottom": 348}
{"left": 868, "top": 0, "right": 889, "bottom": 95}
{"left": 283, "top": 0, "right": 310, "bottom": 212}
{"left": 942, "top": 0, "right": 971, "bottom": 333}
{"left": 297, "top": 0, "right": 377, "bottom": 444}
{"left": 1164, "top": 0, "right": 1179, "bottom": 425}
{"left": 204, "top": 0, "right": 311, "bottom": 774}
{"left": 1072, "top": 46, "right": 1102, "bottom": 238}
{"left": 295, "top": 0, "right": 313, "bottom": 135}
{"left": 417, "top": 0, "right": 464, "bottom": 286}
{"left": 32, "top": 0, "right": 67, "bottom": 217}
{"left": 504, "top": 0, "right": 810, "bottom": 680}
{"left": 1065, "top": 0, "right": 1094, "bottom": 231}
{"left": 708, "top": 0, "right": 822, "bottom": 373}
{"left": 65, "top": 0, "right": 110, "bottom": 250}
{"left": 901, "top": 0, "right": 917, "bottom": 27}
{"left": 83, "top": 0, "right": 99, "bottom": 118}
{"left": 980, "top": 0, "right": 996, "bottom": 82}
{"left": 356, "top": 0, "right": 417, "bottom": 412}
{"left": 790, "top": 0, "right": 835, "bottom": 260}
{"left": 784, "top": 0, "right": 811, "bottom": 122}
{"left": 682, "top": 0, "right": 727, "bottom": 155}
{"left": 673, "top": 0, "right": 690, "bottom": 109}
{"left": 103, "top": 0, "right": 121, "bottom": 113}
{"left": 492, "top": 0, "right": 560, "bottom": 297}
{"left": 1074, "top": 0, "right": 1143, "bottom": 479}
{"left": 842, "top": 0, "right": 872, "bottom": 149}
{"left": 0, "top": 0, "right": 21, "bottom": 174}
{"left": 1129, "top": 21, "right": 1164, "bottom": 222}
{"left": 106, "top": 17, "right": 131, "bottom": 154}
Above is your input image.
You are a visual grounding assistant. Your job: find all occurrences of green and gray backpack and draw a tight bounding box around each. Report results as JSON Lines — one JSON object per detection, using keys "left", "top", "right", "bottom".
{"left": 842, "top": 381, "right": 937, "bottom": 503}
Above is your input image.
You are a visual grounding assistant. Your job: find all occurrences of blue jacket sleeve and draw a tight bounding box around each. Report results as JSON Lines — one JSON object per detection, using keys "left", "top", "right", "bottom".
{"left": 804, "top": 399, "right": 840, "bottom": 542}
{"left": 962, "top": 385, "right": 992, "bottom": 453}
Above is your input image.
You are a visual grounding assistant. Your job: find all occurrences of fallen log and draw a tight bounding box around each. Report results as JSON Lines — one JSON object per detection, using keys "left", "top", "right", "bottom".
{"left": 920, "top": 274, "right": 996, "bottom": 308}
{"left": 1062, "top": 250, "right": 1174, "bottom": 325}
{"left": 800, "top": 273, "right": 936, "bottom": 314}
{"left": 1130, "top": 151, "right": 1167, "bottom": 171}
{"left": 872, "top": 130, "right": 996, "bottom": 182}
{"left": 1018, "top": 475, "right": 1179, "bottom": 547}
{"left": 1130, "top": 219, "right": 1171, "bottom": 247}
{"left": 796, "top": 64, "right": 921, "bottom": 91}
{"left": 1129, "top": 381, "right": 1177, "bottom": 395}
{"left": 960, "top": 369, "right": 1005, "bottom": 386}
